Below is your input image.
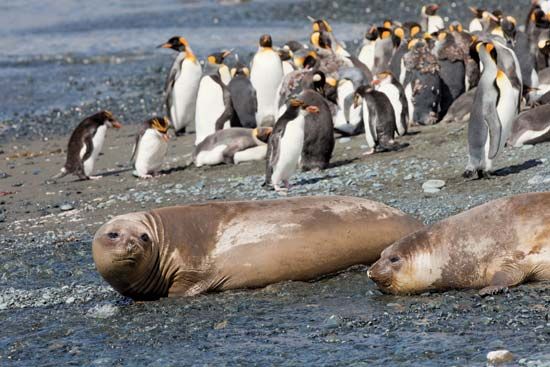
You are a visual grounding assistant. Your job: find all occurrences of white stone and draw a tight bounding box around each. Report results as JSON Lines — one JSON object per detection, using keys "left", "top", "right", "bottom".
{"left": 487, "top": 350, "right": 514, "bottom": 365}
{"left": 422, "top": 180, "right": 446, "bottom": 190}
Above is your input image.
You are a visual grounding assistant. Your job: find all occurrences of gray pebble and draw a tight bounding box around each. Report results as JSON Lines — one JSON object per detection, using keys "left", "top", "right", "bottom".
{"left": 60, "top": 204, "right": 74, "bottom": 211}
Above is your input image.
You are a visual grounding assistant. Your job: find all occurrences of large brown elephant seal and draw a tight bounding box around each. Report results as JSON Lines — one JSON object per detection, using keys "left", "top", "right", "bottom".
{"left": 368, "top": 192, "right": 550, "bottom": 296}
{"left": 92, "top": 196, "right": 422, "bottom": 300}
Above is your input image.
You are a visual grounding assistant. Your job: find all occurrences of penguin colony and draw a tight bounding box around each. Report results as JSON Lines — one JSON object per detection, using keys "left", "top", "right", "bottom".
{"left": 54, "top": 2, "right": 550, "bottom": 191}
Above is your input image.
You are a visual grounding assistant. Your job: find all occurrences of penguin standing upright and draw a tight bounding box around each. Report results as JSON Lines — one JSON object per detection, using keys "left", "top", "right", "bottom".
{"left": 278, "top": 47, "right": 296, "bottom": 76}
{"left": 53, "top": 111, "right": 122, "bottom": 181}
{"left": 310, "top": 18, "right": 350, "bottom": 57}
{"left": 250, "top": 34, "right": 284, "bottom": 127}
{"left": 265, "top": 98, "right": 319, "bottom": 193}
{"left": 433, "top": 31, "right": 466, "bottom": 118}
{"left": 468, "top": 7, "right": 486, "bottom": 32}
{"left": 207, "top": 50, "right": 232, "bottom": 85}
{"left": 130, "top": 117, "right": 170, "bottom": 179}
{"left": 194, "top": 53, "right": 231, "bottom": 145}
{"left": 159, "top": 36, "right": 202, "bottom": 135}
{"left": 300, "top": 85, "right": 335, "bottom": 171}
{"left": 464, "top": 42, "right": 518, "bottom": 179}
{"left": 353, "top": 85, "right": 400, "bottom": 155}
{"left": 226, "top": 62, "right": 257, "bottom": 129}
{"left": 373, "top": 71, "right": 409, "bottom": 136}
{"left": 421, "top": 4, "right": 445, "bottom": 34}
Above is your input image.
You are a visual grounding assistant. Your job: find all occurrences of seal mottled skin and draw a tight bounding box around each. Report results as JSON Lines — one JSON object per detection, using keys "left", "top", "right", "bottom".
{"left": 368, "top": 193, "right": 550, "bottom": 296}
{"left": 92, "top": 196, "right": 423, "bottom": 300}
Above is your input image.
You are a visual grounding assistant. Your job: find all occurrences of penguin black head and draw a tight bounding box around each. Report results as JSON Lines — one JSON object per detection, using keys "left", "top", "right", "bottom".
{"left": 310, "top": 31, "right": 332, "bottom": 50}
{"left": 469, "top": 7, "right": 485, "bottom": 19}
{"left": 252, "top": 127, "right": 273, "bottom": 143}
{"left": 448, "top": 22, "right": 463, "bottom": 33}
{"left": 207, "top": 50, "right": 231, "bottom": 65}
{"left": 365, "top": 26, "right": 379, "bottom": 41}
{"left": 530, "top": 8, "right": 550, "bottom": 28}
{"left": 476, "top": 41, "right": 497, "bottom": 63}
{"left": 288, "top": 98, "right": 320, "bottom": 114}
{"left": 302, "top": 70, "right": 326, "bottom": 94}
{"left": 378, "top": 27, "right": 393, "bottom": 41}
{"left": 158, "top": 36, "right": 188, "bottom": 52}
{"left": 383, "top": 19, "right": 394, "bottom": 29}
{"left": 285, "top": 40, "right": 305, "bottom": 52}
{"left": 422, "top": 4, "right": 440, "bottom": 16}
{"left": 259, "top": 34, "right": 273, "bottom": 48}
{"left": 352, "top": 85, "right": 374, "bottom": 108}
{"left": 95, "top": 110, "right": 122, "bottom": 129}
{"left": 500, "top": 16, "right": 517, "bottom": 40}
{"left": 393, "top": 27, "right": 405, "bottom": 46}
{"left": 373, "top": 71, "right": 394, "bottom": 85}
{"left": 278, "top": 48, "right": 293, "bottom": 61}
{"left": 230, "top": 63, "right": 250, "bottom": 78}
{"left": 311, "top": 18, "right": 332, "bottom": 33}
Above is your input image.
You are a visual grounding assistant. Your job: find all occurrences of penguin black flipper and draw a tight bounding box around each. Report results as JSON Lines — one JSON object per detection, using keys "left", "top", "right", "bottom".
{"left": 129, "top": 128, "right": 146, "bottom": 163}
{"left": 485, "top": 111, "right": 502, "bottom": 160}
{"left": 164, "top": 57, "right": 182, "bottom": 115}
{"left": 213, "top": 75, "right": 233, "bottom": 130}
{"left": 81, "top": 135, "right": 94, "bottom": 163}
{"left": 264, "top": 125, "right": 283, "bottom": 187}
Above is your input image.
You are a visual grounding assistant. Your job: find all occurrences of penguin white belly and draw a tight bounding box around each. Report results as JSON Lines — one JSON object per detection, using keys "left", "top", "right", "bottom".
{"left": 399, "top": 59, "right": 407, "bottom": 85}
{"left": 271, "top": 118, "right": 305, "bottom": 185}
{"left": 195, "top": 76, "right": 226, "bottom": 145}
{"left": 250, "top": 50, "right": 283, "bottom": 126}
{"left": 362, "top": 100, "right": 377, "bottom": 149}
{"left": 234, "top": 145, "right": 267, "bottom": 164}
{"left": 172, "top": 59, "right": 202, "bottom": 132}
{"left": 332, "top": 108, "right": 349, "bottom": 131}
{"left": 513, "top": 126, "right": 550, "bottom": 147}
{"left": 378, "top": 83, "right": 404, "bottom": 135}
{"left": 358, "top": 42, "right": 375, "bottom": 70}
{"left": 81, "top": 125, "right": 107, "bottom": 176}
{"left": 496, "top": 77, "right": 519, "bottom": 150}
{"left": 134, "top": 130, "right": 167, "bottom": 176}
{"left": 427, "top": 16, "right": 444, "bottom": 33}
{"left": 469, "top": 19, "right": 482, "bottom": 33}
{"left": 194, "top": 144, "right": 228, "bottom": 167}
{"left": 404, "top": 83, "right": 414, "bottom": 122}
{"left": 483, "top": 126, "right": 492, "bottom": 172}
{"left": 282, "top": 61, "right": 294, "bottom": 76}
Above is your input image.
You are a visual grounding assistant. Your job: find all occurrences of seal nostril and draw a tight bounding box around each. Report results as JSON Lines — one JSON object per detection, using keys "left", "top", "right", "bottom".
{"left": 107, "top": 232, "right": 119, "bottom": 240}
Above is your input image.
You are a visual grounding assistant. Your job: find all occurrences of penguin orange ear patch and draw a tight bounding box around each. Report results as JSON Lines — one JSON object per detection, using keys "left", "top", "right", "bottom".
{"left": 310, "top": 32, "right": 320, "bottom": 47}
{"left": 207, "top": 55, "right": 216, "bottom": 64}
{"left": 411, "top": 25, "right": 421, "bottom": 37}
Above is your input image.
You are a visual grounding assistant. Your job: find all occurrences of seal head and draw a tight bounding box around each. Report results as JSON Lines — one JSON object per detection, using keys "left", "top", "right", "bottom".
{"left": 92, "top": 213, "right": 169, "bottom": 300}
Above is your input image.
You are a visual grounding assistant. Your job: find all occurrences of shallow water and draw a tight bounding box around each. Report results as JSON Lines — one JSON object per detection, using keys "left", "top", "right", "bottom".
{"left": 2, "top": 0, "right": 550, "bottom": 366}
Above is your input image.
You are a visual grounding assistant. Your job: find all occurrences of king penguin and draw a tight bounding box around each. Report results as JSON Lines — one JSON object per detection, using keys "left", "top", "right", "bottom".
{"left": 158, "top": 36, "right": 202, "bottom": 135}
{"left": 130, "top": 117, "right": 170, "bottom": 179}
{"left": 195, "top": 54, "right": 231, "bottom": 145}
{"left": 53, "top": 111, "right": 122, "bottom": 181}
{"left": 207, "top": 50, "right": 232, "bottom": 85}
{"left": 250, "top": 34, "right": 284, "bottom": 127}
{"left": 227, "top": 62, "right": 257, "bottom": 129}
{"left": 464, "top": 42, "right": 518, "bottom": 179}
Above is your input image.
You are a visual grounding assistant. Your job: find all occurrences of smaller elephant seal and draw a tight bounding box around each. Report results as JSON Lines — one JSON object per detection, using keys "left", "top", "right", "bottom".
{"left": 93, "top": 196, "right": 423, "bottom": 300}
{"left": 368, "top": 192, "right": 550, "bottom": 296}
{"left": 508, "top": 104, "right": 550, "bottom": 147}
{"left": 193, "top": 127, "right": 272, "bottom": 167}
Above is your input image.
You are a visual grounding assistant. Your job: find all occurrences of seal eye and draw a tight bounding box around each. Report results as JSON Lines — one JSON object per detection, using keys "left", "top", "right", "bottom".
{"left": 140, "top": 233, "right": 150, "bottom": 242}
{"left": 107, "top": 232, "right": 119, "bottom": 239}
{"left": 390, "top": 256, "right": 400, "bottom": 263}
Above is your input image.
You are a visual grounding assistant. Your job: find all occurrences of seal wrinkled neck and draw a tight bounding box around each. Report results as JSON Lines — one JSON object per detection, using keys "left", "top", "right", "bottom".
{"left": 92, "top": 212, "right": 175, "bottom": 300}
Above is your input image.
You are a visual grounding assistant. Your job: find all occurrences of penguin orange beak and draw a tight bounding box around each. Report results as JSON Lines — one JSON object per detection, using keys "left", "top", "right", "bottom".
{"left": 162, "top": 134, "right": 170, "bottom": 142}
{"left": 158, "top": 43, "right": 171, "bottom": 49}
{"left": 372, "top": 79, "right": 381, "bottom": 85}
{"left": 112, "top": 121, "right": 122, "bottom": 129}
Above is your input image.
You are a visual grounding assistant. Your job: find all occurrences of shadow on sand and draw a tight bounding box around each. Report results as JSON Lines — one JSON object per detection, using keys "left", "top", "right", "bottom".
{"left": 492, "top": 159, "right": 544, "bottom": 177}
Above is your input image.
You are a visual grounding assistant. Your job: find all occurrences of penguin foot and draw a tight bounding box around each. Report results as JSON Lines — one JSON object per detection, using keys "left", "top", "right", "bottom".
{"left": 478, "top": 170, "right": 493, "bottom": 180}
{"left": 274, "top": 184, "right": 288, "bottom": 195}
{"left": 89, "top": 175, "right": 102, "bottom": 180}
{"left": 138, "top": 174, "right": 154, "bottom": 179}
{"left": 362, "top": 148, "right": 376, "bottom": 156}
{"left": 283, "top": 180, "right": 291, "bottom": 190}
{"left": 462, "top": 169, "right": 475, "bottom": 179}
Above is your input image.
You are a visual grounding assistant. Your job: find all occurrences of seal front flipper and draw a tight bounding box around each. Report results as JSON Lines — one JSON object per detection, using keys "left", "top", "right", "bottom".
{"left": 478, "top": 270, "right": 522, "bottom": 296}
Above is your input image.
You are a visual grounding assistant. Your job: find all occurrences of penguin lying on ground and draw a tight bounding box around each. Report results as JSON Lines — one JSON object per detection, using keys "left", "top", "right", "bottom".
{"left": 264, "top": 98, "right": 320, "bottom": 194}
{"left": 441, "top": 87, "right": 476, "bottom": 123}
{"left": 130, "top": 117, "right": 170, "bottom": 179}
{"left": 53, "top": 111, "right": 122, "bottom": 181}
{"left": 158, "top": 36, "right": 202, "bottom": 135}
{"left": 508, "top": 104, "right": 550, "bottom": 147}
{"left": 193, "top": 127, "right": 272, "bottom": 167}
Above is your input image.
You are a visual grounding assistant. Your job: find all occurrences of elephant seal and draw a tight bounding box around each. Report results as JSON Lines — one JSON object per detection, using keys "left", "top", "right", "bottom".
{"left": 93, "top": 196, "right": 422, "bottom": 300}
{"left": 368, "top": 193, "right": 550, "bottom": 296}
